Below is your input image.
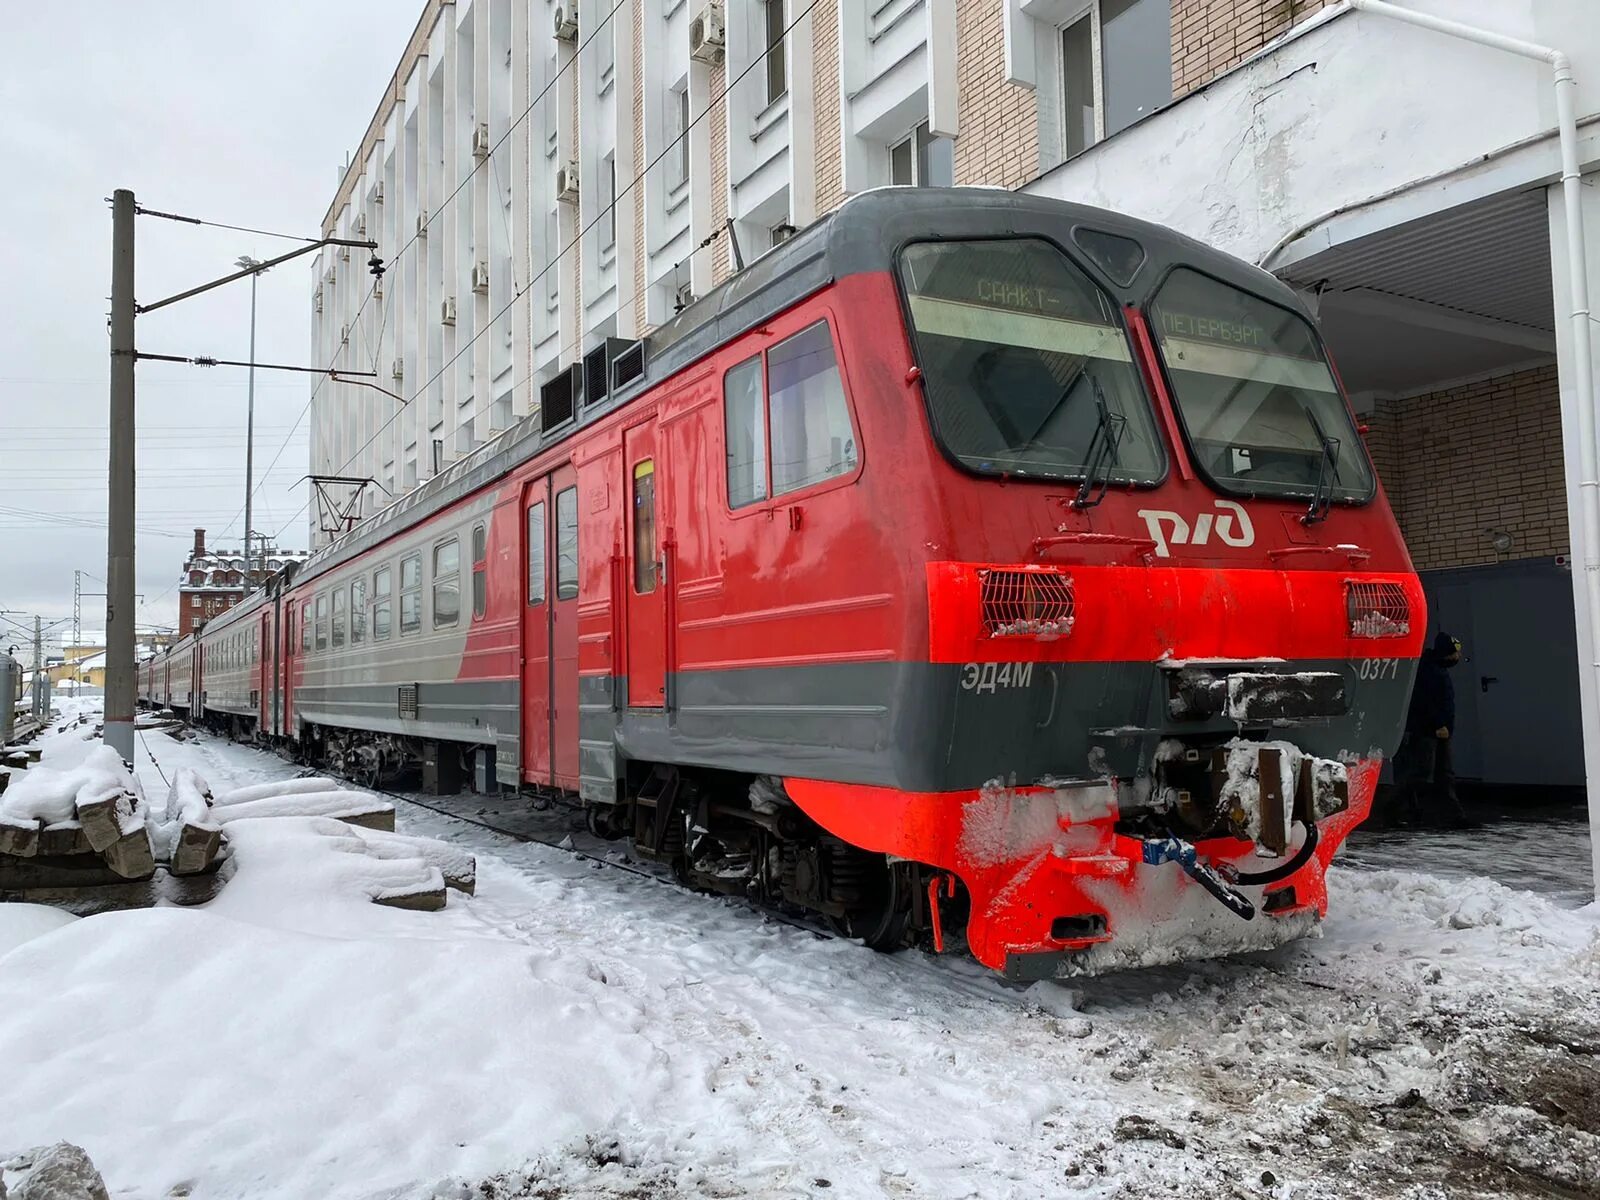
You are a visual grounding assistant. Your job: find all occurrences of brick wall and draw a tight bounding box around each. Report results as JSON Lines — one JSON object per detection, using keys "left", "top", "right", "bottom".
{"left": 954, "top": 0, "right": 1039, "bottom": 189}
{"left": 1170, "top": 0, "right": 1331, "bottom": 97}
{"left": 710, "top": 63, "right": 733, "bottom": 283}
{"left": 812, "top": 0, "right": 843, "bottom": 215}
{"left": 1366, "top": 364, "right": 1568, "bottom": 572}
{"left": 632, "top": 0, "right": 647, "bottom": 333}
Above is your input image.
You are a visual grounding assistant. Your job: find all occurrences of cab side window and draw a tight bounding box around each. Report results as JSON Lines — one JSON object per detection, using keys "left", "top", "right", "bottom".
{"left": 315, "top": 594, "right": 328, "bottom": 651}
{"left": 721, "top": 320, "right": 856, "bottom": 508}
{"left": 351, "top": 578, "right": 367, "bottom": 644}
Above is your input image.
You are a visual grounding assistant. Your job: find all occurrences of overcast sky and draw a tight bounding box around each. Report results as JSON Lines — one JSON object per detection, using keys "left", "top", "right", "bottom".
{"left": 0, "top": 1, "right": 411, "bottom": 651}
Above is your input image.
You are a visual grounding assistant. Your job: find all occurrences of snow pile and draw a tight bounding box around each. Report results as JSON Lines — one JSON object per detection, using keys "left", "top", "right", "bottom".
{"left": 0, "top": 745, "right": 134, "bottom": 825}
{"left": 214, "top": 790, "right": 393, "bottom": 826}
{"left": 213, "top": 776, "right": 343, "bottom": 806}
{"left": 0, "top": 903, "right": 77, "bottom": 958}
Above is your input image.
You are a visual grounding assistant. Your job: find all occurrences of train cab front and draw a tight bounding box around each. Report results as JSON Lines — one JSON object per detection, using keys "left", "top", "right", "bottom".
{"left": 789, "top": 197, "right": 1427, "bottom": 978}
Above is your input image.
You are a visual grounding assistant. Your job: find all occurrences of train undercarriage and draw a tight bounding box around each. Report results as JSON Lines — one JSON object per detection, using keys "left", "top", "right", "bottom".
{"left": 190, "top": 711, "right": 1357, "bottom": 973}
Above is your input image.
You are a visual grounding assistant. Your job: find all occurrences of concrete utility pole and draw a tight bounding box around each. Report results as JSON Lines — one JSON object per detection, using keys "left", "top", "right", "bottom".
{"left": 105, "top": 188, "right": 136, "bottom": 762}
{"left": 31, "top": 616, "right": 43, "bottom": 720}
{"left": 237, "top": 256, "right": 264, "bottom": 587}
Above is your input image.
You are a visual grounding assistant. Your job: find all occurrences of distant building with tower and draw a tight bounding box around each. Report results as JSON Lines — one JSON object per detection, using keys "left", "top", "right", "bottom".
{"left": 178, "top": 528, "right": 310, "bottom": 633}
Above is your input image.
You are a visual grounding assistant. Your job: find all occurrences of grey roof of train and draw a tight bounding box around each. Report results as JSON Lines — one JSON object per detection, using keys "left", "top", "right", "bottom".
{"left": 289, "top": 187, "right": 1308, "bottom": 591}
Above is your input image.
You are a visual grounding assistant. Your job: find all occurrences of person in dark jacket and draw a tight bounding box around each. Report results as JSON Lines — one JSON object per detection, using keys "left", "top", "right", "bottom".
{"left": 1398, "top": 632, "right": 1469, "bottom": 827}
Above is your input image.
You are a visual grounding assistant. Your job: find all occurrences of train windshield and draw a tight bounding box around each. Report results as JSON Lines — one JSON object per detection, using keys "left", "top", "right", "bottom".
{"left": 1151, "top": 269, "right": 1374, "bottom": 502}
{"left": 898, "top": 238, "right": 1164, "bottom": 483}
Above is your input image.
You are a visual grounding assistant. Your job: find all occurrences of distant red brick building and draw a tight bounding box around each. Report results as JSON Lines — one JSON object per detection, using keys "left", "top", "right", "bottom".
{"left": 178, "top": 528, "right": 310, "bottom": 633}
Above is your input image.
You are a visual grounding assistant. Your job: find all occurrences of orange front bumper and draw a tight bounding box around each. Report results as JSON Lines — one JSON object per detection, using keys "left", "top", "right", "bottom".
{"left": 786, "top": 758, "right": 1379, "bottom": 978}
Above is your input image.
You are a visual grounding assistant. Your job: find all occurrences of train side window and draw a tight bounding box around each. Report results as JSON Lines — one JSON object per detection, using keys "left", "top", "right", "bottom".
{"left": 768, "top": 321, "right": 856, "bottom": 495}
{"left": 315, "top": 594, "right": 328, "bottom": 651}
{"left": 724, "top": 356, "right": 767, "bottom": 507}
{"left": 331, "top": 588, "right": 347, "bottom": 648}
{"left": 555, "top": 487, "right": 578, "bottom": 600}
{"left": 433, "top": 538, "right": 461, "bottom": 628}
{"left": 526, "top": 503, "right": 547, "bottom": 606}
{"left": 400, "top": 554, "right": 422, "bottom": 635}
{"left": 351, "top": 578, "right": 367, "bottom": 644}
{"left": 471, "top": 523, "right": 487, "bottom": 621}
{"left": 633, "top": 460, "right": 658, "bottom": 594}
{"left": 301, "top": 602, "right": 312, "bottom": 652}
{"left": 374, "top": 567, "right": 393, "bottom": 641}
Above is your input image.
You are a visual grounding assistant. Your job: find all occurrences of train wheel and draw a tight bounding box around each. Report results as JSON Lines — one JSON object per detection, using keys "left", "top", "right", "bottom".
{"left": 827, "top": 859, "right": 910, "bottom": 952}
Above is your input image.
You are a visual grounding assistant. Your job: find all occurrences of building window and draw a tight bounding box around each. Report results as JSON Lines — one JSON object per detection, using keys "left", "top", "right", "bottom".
{"left": 1060, "top": 0, "right": 1172, "bottom": 158}
{"left": 670, "top": 86, "right": 689, "bottom": 190}
{"left": 527, "top": 502, "right": 547, "bottom": 605}
{"left": 471, "top": 523, "right": 488, "bottom": 620}
{"left": 331, "top": 588, "right": 346, "bottom": 648}
{"left": 400, "top": 554, "right": 422, "bottom": 635}
{"left": 555, "top": 486, "right": 579, "bottom": 600}
{"left": 600, "top": 154, "right": 616, "bottom": 251}
{"left": 350, "top": 578, "right": 367, "bottom": 644}
{"left": 373, "top": 567, "right": 393, "bottom": 641}
{"left": 764, "top": 0, "right": 787, "bottom": 105}
{"left": 724, "top": 356, "right": 767, "bottom": 508}
{"left": 433, "top": 538, "right": 460, "bottom": 628}
{"left": 315, "top": 594, "right": 328, "bottom": 651}
{"left": 890, "top": 122, "right": 953, "bottom": 188}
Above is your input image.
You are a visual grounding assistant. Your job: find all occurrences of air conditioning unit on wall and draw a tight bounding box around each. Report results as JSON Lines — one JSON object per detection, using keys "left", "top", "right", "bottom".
{"left": 553, "top": 6, "right": 577, "bottom": 42}
{"left": 416, "top": 209, "right": 429, "bottom": 238}
{"left": 471, "top": 122, "right": 491, "bottom": 159}
{"left": 556, "top": 162, "right": 580, "bottom": 205}
{"left": 690, "top": 3, "right": 726, "bottom": 66}
{"left": 440, "top": 296, "right": 457, "bottom": 326}
{"left": 471, "top": 261, "right": 491, "bottom": 294}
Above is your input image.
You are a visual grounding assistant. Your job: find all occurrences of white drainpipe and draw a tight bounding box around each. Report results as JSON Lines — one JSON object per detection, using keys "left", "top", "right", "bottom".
{"left": 1346, "top": 0, "right": 1599, "bottom": 896}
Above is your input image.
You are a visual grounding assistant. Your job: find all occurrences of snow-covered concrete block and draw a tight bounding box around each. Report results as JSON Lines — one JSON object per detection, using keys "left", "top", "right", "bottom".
{"left": 214, "top": 776, "right": 343, "bottom": 807}
{"left": 74, "top": 782, "right": 141, "bottom": 854}
{"left": 2, "top": 1142, "right": 109, "bottom": 1200}
{"left": 101, "top": 827, "right": 155, "bottom": 881}
{"left": 169, "top": 822, "right": 223, "bottom": 876}
{"left": 347, "top": 827, "right": 476, "bottom": 894}
{"left": 371, "top": 876, "right": 448, "bottom": 911}
{"left": 0, "top": 816, "right": 41, "bottom": 859}
{"left": 215, "top": 790, "right": 394, "bottom": 831}
{"left": 35, "top": 822, "right": 93, "bottom": 858}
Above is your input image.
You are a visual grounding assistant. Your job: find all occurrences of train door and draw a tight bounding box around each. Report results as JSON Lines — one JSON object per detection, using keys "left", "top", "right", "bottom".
{"left": 623, "top": 422, "right": 666, "bottom": 707}
{"left": 552, "top": 464, "right": 581, "bottom": 788}
{"left": 258, "top": 617, "right": 271, "bottom": 730}
{"left": 521, "top": 476, "right": 553, "bottom": 786}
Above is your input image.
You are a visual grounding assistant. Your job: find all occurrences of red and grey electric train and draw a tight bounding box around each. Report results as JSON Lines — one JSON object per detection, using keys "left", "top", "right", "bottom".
{"left": 140, "top": 189, "right": 1424, "bottom": 980}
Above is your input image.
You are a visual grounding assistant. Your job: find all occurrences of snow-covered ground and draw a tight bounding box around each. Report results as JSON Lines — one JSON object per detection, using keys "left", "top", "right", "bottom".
{"left": 2, "top": 701, "right": 1597, "bottom": 1199}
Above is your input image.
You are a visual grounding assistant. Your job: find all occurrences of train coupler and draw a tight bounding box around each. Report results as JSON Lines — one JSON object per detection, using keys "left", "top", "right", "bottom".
{"left": 1140, "top": 836, "right": 1256, "bottom": 920}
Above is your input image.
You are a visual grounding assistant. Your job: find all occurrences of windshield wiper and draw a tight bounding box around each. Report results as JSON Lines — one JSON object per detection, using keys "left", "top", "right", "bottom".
{"left": 1072, "top": 372, "right": 1127, "bottom": 509}
{"left": 1301, "top": 407, "right": 1342, "bottom": 526}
